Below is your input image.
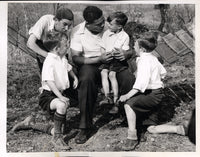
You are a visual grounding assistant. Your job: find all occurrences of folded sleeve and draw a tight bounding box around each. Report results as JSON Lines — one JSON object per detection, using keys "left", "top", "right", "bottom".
{"left": 28, "top": 15, "right": 48, "bottom": 40}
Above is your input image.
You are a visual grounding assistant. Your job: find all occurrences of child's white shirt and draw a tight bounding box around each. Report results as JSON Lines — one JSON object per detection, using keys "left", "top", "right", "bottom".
{"left": 102, "top": 29, "right": 130, "bottom": 53}
{"left": 41, "top": 53, "right": 72, "bottom": 92}
{"left": 133, "top": 53, "right": 167, "bottom": 93}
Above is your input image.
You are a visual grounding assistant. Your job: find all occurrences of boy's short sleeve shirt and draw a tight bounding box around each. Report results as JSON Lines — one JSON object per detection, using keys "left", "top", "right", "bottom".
{"left": 133, "top": 53, "right": 167, "bottom": 93}
{"left": 42, "top": 53, "right": 72, "bottom": 91}
{"left": 70, "top": 22, "right": 104, "bottom": 58}
{"left": 102, "top": 29, "right": 130, "bottom": 53}
{"left": 29, "top": 15, "right": 55, "bottom": 41}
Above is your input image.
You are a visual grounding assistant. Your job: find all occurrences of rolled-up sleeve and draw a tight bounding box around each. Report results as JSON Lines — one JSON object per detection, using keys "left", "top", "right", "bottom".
{"left": 29, "top": 16, "right": 47, "bottom": 40}
{"left": 122, "top": 35, "right": 130, "bottom": 51}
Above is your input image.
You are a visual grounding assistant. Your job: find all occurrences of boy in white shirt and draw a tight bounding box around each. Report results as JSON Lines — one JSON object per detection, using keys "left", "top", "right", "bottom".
{"left": 99, "top": 12, "right": 130, "bottom": 114}
{"left": 39, "top": 33, "right": 78, "bottom": 149}
{"left": 119, "top": 32, "right": 167, "bottom": 150}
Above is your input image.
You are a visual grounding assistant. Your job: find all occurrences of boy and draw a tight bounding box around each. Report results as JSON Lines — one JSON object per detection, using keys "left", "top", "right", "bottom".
{"left": 27, "top": 7, "right": 74, "bottom": 73}
{"left": 119, "top": 32, "right": 167, "bottom": 150}
{"left": 99, "top": 12, "right": 130, "bottom": 114}
{"left": 39, "top": 33, "right": 78, "bottom": 149}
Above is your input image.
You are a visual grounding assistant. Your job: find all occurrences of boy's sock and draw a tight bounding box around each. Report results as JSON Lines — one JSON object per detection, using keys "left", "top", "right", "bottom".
{"left": 127, "top": 129, "right": 138, "bottom": 140}
{"left": 31, "top": 124, "right": 54, "bottom": 135}
{"left": 54, "top": 112, "right": 66, "bottom": 136}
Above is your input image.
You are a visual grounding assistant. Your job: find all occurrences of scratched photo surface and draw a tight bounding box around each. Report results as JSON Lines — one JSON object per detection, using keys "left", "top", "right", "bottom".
{"left": 7, "top": 2, "right": 195, "bottom": 152}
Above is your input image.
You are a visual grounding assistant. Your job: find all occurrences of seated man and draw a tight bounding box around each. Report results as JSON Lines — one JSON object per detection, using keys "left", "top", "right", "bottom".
{"left": 70, "top": 5, "right": 135, "bottom": 144}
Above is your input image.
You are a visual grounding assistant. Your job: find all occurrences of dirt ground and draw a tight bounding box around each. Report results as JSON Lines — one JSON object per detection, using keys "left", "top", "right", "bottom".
{"left": 6, "top": 45, "right": 195, "bottom": 152}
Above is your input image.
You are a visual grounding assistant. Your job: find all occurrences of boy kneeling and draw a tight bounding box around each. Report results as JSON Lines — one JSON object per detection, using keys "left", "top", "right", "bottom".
{"left": 39, "top": 33, "right": 78, "bottom": 149}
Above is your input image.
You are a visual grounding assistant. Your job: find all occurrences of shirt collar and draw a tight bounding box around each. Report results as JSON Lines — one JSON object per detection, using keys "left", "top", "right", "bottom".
{"left": 108, "top": 28, "right": 124, "bottom": 36}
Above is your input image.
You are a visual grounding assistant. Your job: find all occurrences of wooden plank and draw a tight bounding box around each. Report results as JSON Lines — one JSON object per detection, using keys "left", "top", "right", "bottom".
{"left": 175, "top": 29, "right": 195, "bottom": 53}
{"left": 185, "top": 22, "right": 194, "bottom": 38}
{"left": 8, "top": 35, "right": 17, "bottom": 46}
{"left": 8, "top": 27, "right": 18, "bottom": 45}
{"left": 162, "top": 33, "right": 190, "bottom": 55}
{"left": 155, "top": 41, "right": 178, "bottom": 63}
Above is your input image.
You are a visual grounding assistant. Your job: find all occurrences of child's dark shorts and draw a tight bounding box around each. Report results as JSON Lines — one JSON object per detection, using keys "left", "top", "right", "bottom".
{"left": 99, "top": 59, "right": 128, "bottom": 73}
{"left": 39, "top": 90, "right": 58, "bottom": 115}
{"left": 126, "top": 88, "right": 164, "bottom": 124}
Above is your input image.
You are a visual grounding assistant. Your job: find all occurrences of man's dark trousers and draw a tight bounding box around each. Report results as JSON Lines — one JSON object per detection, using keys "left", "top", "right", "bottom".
{"left": 77, "top": 64, "right": 135, "bottom": 129}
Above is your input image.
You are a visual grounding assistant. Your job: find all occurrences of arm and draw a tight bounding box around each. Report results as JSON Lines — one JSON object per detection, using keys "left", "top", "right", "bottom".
{"left": 68, "top": 70, "right": 78, "bottom": 89}
{"left": 27, "top": 34, "right": 48, "bottom": 58}
{"left": 46, "top": 80, "right": 69, "bottom": 103}
{"left": 71, "top": 49, "right": 113, "bottom": 65}
{"left": 119, "top": 88, "right": 139, "bottom": 102}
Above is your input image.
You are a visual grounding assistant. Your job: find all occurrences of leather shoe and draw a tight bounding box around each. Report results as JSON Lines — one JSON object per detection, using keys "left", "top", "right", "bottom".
{"left": 75, "top": 129, "right": 88, "bottom": 144}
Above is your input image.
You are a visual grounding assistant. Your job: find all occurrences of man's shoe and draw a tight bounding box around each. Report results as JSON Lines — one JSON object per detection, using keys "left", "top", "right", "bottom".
{"left": 109, "top": 106, "right": 119, "bottom": 114}
{"left": 51, "top": 135, "right": 71, "bottom": 150}
{"left": 11, "top": 115, "right": 34, "bottom": 132}
{"left": 121, "top": 139, "right": 139, "bottom": 151}
{"left": 75, "top": 129, "right": 88, "bottom": 144}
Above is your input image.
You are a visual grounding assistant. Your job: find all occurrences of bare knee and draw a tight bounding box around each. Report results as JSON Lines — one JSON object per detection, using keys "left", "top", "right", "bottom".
{"left": 56, "top": 101, "right": 69, "bottom": 114}
{"left": 108, "top": 71, "right": 116, "bottom": 81}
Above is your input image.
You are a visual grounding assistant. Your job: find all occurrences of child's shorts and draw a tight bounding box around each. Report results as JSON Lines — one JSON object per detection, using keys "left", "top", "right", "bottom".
{"left": 99, "top": 59, "right": 128, "bottom": 73}
{"left": 39, "top": 90, "right": 58, "bottom": 115}
{"left": 126, "top": 88, "right": 164, "bottom": 124}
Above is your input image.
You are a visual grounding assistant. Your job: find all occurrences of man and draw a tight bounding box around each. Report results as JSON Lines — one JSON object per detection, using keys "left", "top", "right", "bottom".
{"left": 70, "top": 6, "right": 135, "bottom": 144}
{"left": 27, "top": 7, "right": 74, "bottom": 73}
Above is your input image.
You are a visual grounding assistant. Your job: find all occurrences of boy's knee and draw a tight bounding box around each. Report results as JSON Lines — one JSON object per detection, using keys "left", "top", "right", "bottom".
{"left": 108, "top": 71, "right": 116, "bottom": 80}
{"left": 56, "top": 101, "right": 69, "bottom": 114}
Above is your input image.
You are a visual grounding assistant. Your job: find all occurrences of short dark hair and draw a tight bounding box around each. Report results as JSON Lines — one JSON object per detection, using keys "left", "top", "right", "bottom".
{"left": 138, "top": 32, "right": 157, "bottom": 52}
{"left": 55, "top": 7, "right": 74, "bottom": 21}
{"left": 107, "top": 12, "right": 128, "bottom": 27}
{"left": 43, "top": 33, "right": 68, "bottom": 52}
{"left": 83, "top": 6, "right": 103, "bottom": 24}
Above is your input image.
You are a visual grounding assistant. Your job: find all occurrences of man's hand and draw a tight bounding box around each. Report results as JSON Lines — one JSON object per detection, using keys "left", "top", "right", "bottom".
{"left": 100, "top": 52, "right": 113, "bottom": 63}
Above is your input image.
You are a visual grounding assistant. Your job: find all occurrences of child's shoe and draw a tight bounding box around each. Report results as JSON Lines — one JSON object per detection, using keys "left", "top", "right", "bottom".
{"left": 51, "top": 134, "right": 71, "bottom": 150}
{"left": 121, "top": 139, "right": 138, "bottom": 151}
{"left": 109, "top": 106, "right": 119, "bottom": 114}
{"left": 99, "top": 96, "right": 113, "bottom": 106}
{"left": 11, "top": 115, "right": 34, "bottom": 132}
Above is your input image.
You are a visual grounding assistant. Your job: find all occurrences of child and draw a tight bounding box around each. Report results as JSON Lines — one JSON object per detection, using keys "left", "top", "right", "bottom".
{"left": 119, "top": 32, "right": 167, "bottom": 150}
{"left": 39, "top": 33, "right": 78, "bottom": 149}
{"left": 99, "top": 12, "right": 130, "bottom": 114}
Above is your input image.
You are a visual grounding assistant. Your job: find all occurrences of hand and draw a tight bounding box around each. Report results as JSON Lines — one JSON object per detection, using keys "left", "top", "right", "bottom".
{"left": 113, "top": 48, "right": 126, "bottom": 61}
{"left": 119, "top": 94, "right": 130, "bottom": 102}
{"left": 73, "top": 77, "right": 78, "bottom": 89}
{"left": 59, "top": 96, "right": 70, "bottom": 104}
{"left": 100, "top": 52, "right": 113, "bottom": 63}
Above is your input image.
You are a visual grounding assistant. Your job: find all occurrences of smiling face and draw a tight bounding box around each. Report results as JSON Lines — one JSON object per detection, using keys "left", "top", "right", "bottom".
{"left": 107, "top": 18, "right": 122, "bottom": 33}
{"left": 86, "top": 16, "right": 105, "bottom": 34}
{"left": 54, "top": 19, "right": 73, "bottom": 33}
